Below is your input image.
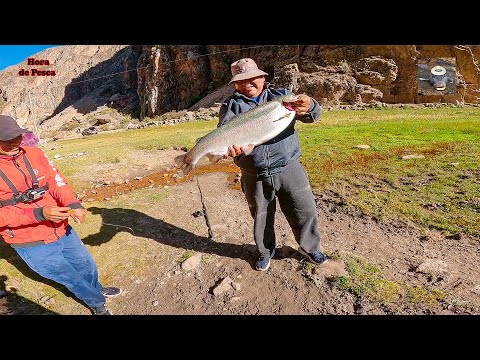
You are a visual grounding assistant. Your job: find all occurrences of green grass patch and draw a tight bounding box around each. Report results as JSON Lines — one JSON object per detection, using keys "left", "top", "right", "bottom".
{"left": 331, "top": 253, "right": 446, "bottom": 306}
{"left": 298, "top": 260, "right": 315, "bottom": 275}
{"left": 406, "top": 286, "right": 446, "bottom": 305}
{"left": 332, "top": 254, "right": 401, "bottom": 302}
{"left": 298, "top": 107, "right": 480, "bottom": 238}
{"left": 178, "top": 250, "right": 195, "bottom": 263}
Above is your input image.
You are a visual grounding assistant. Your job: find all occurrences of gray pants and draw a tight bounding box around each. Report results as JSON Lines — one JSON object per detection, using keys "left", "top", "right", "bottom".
{"left": 240, "top": 160, "right": 321, "bottom": 256}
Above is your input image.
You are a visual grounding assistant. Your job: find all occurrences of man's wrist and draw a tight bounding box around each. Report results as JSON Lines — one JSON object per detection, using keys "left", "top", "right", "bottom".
{"left": 34, "top": 207, "right": 46, "bottom": 222}
{"left": 66, "top": 202, "right": 84, "bottom": 210}
{"left": 307, "top": 98, "right": 315, "bottom": 113}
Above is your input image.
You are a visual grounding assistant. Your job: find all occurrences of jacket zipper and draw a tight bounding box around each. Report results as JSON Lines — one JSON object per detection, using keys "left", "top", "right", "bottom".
{"left": 13, "top": 159, "right": 31, "bottom": 188}
{"left": 33, "top": 202, "right": 60, "bottom": 239}
{"left": 265, "top": 146, "right": 271, "bottom": 176}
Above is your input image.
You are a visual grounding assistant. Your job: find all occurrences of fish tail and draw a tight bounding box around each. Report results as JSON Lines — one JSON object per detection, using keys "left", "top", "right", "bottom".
{"left": 183, "top": 163, "right": 194, "bottom": 175}
{"left": 174, "top": 154, "right": 195, "bottom": 175}
{"left": 174, "top": 154, "right": 186, "bottom": 168}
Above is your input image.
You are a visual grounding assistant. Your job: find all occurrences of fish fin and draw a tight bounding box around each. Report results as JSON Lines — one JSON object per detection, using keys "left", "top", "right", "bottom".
{"left": 174, "top": 154, "right": 195, "bottom": 175}
{"left": 272, "top": 113, "right": 292, "bottom": 122}
{"left": 174, "top": 154, "right": 186, "bottom": 168}
{"left": 183, "top": 163, "right": 194, "bottom": 175}
{"left": 241, "top": 144, "right": 255, "bottom": 156}
{"left": 206, "top": 154, "right": 224, "bottom": 164}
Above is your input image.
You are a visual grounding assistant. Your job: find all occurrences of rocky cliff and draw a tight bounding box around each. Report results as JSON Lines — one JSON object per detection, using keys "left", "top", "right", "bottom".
{"left": 0, "top": 45, "right": 142, "bottom": 135}
{"left": 137, "top": 45, "right": 480, "bottom": 118}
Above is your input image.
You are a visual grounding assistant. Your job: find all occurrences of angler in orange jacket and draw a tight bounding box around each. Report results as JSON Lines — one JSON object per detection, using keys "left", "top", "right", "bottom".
{"left": 0, "top": 115, "right": 120, "bottom": 315}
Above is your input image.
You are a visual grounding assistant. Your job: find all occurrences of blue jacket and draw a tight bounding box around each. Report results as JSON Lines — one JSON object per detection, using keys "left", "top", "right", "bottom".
{"left": 218, "top": 84, "right": 322, "bottom": 178}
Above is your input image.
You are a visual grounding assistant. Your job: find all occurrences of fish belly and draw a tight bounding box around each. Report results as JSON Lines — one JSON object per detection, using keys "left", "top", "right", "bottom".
{"left": 190, "top": 105, "right": 294, "bottom": 164}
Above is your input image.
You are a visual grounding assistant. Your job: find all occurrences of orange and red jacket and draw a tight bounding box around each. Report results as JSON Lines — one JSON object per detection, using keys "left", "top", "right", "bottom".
{"left": 0, "top": 146, "right": 83, "bottom": 245}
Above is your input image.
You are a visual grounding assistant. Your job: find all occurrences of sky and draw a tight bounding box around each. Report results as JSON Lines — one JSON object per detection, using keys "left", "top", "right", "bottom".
{"left": 0, "top": 45, "right": 61, "bottom": 71}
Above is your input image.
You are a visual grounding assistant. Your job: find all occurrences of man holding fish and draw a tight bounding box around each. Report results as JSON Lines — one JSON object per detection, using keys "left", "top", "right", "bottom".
{"left": 219, "top": 58, "right": 328, "bottom": 271}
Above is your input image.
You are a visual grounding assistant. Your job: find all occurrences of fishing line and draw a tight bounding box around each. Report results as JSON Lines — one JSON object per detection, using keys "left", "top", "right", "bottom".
{"left": 101, "top": 221, "right": 136, "bottom": 235}
{"left": 196, "top": 176, "right": 214, "bottom": 240}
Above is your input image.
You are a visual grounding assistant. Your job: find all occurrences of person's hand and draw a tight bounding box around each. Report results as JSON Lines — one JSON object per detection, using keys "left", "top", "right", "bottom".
{"left": 223, "top": 144, "right": 243, "bottom": 158}
{"left": 69, "top": 208, "right": 88, "bottom": 224}
{"left": 292, "top": 94, "right": 312, "bottom": 115}
{"left": 42, "top": 206, "right": 72, "bottom": 222}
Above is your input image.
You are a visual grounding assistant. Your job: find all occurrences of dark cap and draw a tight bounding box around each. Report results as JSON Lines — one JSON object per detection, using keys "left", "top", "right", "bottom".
{"left": 0, "top": 115, "right": 31, "bottom": 141}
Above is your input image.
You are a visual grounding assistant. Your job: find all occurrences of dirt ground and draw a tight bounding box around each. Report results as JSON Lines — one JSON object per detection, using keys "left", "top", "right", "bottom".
{"left": 1, "top": 150, "right": 479, "bottom": 315}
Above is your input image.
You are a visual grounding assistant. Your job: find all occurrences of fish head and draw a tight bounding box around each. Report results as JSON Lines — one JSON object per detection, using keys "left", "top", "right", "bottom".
{"left": 280, "top": 95, "right": 299, "bottom": 111}
{"left": 272, "top": 96, "right": 298, "bottom": 126}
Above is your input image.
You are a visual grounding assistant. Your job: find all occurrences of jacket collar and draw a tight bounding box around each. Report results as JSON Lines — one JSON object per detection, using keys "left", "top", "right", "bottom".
{"left": 0, "top": 147, "right": 25, "bottom": 162}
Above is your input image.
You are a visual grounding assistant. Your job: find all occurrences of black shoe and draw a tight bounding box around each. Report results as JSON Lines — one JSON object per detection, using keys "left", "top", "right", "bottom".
{"left": 256, "top": 249, "right": 275, "bottom": 271}
{"left": 298, "top": 247, "right": 328, "bottom": 265}
{"left": 92, "top": 304, "right": 113, "bottom": 315}
{"left": 101, "top": 287, "right": 122, "bottom": 298}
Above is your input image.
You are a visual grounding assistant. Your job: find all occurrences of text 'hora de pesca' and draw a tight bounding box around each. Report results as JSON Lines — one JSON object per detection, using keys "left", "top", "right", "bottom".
{"left": 18, "top": 58, "right": 56, "bottom": 76}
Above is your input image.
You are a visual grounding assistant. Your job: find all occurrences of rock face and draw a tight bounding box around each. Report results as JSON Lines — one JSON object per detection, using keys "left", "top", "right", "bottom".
{"left": 136, "top": 45, "right": 214, "bottom": 118}
{"left": 0, "top": 45, "right": 142, "bottom": 131}
{"left": 137, "top": 45, "right": 480, "bottom": 117}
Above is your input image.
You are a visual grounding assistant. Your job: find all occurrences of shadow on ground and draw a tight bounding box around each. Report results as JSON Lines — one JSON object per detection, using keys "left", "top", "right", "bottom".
{"left": 0, "top": 275, "right": 58, "bottom": 315}
{"left": 83, "top": 206, "right": 305, "bottom": 270}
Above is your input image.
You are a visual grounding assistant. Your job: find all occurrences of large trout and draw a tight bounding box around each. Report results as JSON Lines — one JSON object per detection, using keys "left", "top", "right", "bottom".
{"left": 174, "top": 95, "right": 299, "bottom": 175}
